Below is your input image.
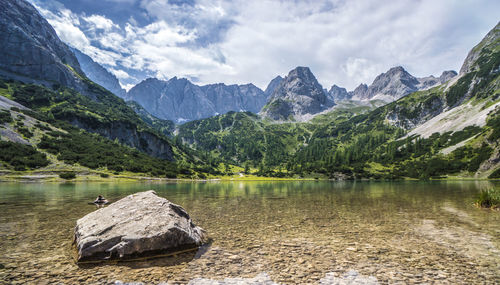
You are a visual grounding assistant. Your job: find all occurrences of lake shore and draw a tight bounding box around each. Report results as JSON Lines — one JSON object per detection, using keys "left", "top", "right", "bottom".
{"left": 0, "top": 169, "right": 497, "bottom": 183}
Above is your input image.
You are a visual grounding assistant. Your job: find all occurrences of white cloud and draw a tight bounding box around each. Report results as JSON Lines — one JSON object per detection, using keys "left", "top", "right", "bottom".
{"left": 120, "top": 83, "right": 136, "bottom": 92}
{"left": 140, "top": 21, "right": 196, "bottom": 46}
{"left": 33, "top": 3, "right": 90, "bottom": 50}
{"left": 83, "top": 14, "right": 118, "bottom": 31}
{"left": 109, "top": 68, "right": 132, "bottom": 80}
{"left": 31, "top": 0, "right": 500, "bottom": 91}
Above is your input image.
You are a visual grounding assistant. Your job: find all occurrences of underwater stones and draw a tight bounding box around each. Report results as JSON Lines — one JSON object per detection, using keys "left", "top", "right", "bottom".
{"left": 74, "top": 190, "right": 206, "bottom": 262}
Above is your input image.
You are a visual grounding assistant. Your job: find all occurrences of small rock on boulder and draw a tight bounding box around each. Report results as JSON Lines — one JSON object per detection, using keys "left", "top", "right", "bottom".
{"left": 74, "top": 190, "right": 206, "bottom": 262}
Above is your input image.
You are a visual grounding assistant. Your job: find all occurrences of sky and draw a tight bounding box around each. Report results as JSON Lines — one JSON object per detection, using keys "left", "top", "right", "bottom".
{"left": 29, "top": 0, "right": 500, "bottom": 91}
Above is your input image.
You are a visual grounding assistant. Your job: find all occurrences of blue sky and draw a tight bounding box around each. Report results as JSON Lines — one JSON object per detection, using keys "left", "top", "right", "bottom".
{"left": 29, "top": 0, "right": 500, "bottom": 91}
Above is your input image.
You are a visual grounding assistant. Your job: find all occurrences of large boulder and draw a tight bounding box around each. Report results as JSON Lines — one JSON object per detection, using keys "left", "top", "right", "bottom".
{"left": 74, "top": 190, "right": 206, "bottom": 262}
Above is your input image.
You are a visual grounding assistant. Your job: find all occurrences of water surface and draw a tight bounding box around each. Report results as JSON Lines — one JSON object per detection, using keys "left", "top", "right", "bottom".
{"left": 0, "top": 181, "right": 498, "bottom": 284}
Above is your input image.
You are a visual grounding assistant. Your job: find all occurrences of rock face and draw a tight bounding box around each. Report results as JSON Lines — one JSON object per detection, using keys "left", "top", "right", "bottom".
{"left": 329, "top": 67, "right": 457, "bottom": 103}
{"left": 127, "top": 78, "right": 268, "bottom": 123}
{"left": 264, "top": 75, "right": 284, "bottom": 96}
{"left": 74, "top": 191, "right": 206, "bottom": 262}
{"left": 71, "top": 47, "right": 127, "bottom": 98}
{"left": 201, "top": 83, "right": 268, "bottom": 115}
{"left": 261, "top": 66, "right": 334, "bottom": 120}
{"left": 0, "top": 0, "right": 87, "bottom": 94}
{"left": 327, "top": 84, "right": 350, "bottom": 102}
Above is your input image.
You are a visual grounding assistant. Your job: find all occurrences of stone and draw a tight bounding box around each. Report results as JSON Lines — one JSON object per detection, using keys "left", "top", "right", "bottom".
{"left": 74, "top": 190, "right": 206, "bottom": 262}
{"left": 319, "top": 270, "right": 379, "bottom": 285}
{"left": 186, "top": 273, "right": 277, "bottom": 285}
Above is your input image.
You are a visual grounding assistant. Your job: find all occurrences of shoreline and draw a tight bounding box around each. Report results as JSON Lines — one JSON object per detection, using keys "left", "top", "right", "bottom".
{"left": 0, "top": 171, "right": 498, "bottom": 183}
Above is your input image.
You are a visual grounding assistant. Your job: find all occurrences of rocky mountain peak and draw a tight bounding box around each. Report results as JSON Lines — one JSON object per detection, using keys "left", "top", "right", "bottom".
{"left": 328, "top": 84, "right": 349, "bottom": 102}
{"left": 261, "top": 66, "right": 334, "bottom": 120}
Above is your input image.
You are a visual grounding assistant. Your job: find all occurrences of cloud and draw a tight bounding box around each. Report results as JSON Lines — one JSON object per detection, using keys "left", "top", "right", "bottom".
{"left": 31, "top": 0, "right": 500, "bottom": 91}
{"left": 109, "top": 68, "right": 132, "bottom": 80}
{"left": 32, "top": 2, "right": 90, "bottom": 50}
{"left": 83, "top": 14, "right": 118, "bottom": 31}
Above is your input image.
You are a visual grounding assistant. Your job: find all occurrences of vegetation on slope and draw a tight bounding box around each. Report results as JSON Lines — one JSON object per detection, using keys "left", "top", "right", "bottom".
{"left": 0, "top": 79, "right": 216, "bottom": 178}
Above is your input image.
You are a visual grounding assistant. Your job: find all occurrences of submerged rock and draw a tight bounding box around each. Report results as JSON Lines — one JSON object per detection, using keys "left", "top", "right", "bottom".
{"left": 74, "top": 190, "right": 206, "bottom": 262}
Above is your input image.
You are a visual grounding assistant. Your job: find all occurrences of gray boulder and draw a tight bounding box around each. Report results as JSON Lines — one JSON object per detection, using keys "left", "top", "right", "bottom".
{"left": 74, "top": 190, "right": 206, "bottom": 262}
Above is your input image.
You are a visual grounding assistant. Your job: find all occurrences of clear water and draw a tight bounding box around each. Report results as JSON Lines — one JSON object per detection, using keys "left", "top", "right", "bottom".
{"left": 0, "top": 181, "right": 498, "bottom": 284}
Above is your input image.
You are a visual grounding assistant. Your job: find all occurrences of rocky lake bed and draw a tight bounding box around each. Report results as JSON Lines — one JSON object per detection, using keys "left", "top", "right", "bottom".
{"left": 0, "top": 181, "right": 498, "bottom": 284}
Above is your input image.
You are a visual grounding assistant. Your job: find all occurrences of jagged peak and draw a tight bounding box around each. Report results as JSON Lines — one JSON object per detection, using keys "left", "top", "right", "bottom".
{"left": 287, "top": 66, "right": 316, "bottom": 79}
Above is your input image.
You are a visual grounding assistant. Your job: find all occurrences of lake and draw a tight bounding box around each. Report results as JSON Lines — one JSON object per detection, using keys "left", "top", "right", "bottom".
{"left": 0, "top": 181, "right": 498, "bottom": 284}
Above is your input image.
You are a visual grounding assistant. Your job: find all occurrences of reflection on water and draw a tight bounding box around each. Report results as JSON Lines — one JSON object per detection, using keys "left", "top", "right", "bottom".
{"left": 0, "top": 180, "right": 499, "bottom": 284}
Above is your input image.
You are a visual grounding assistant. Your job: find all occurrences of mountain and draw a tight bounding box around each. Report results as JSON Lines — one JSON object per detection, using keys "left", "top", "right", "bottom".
{"left": 0, "top": 0, "right": 86, "bottom": 94}
{"left": 260, "top": 66, "right": 335, "bottom": 120}
{"left": 327, "top": 85, "right": 350, "bottom": 102}
{"left": 126, "top": 77, "right": 268, "bottom": 123}
{"left": 327, "top": 67, "right": 457, "bottom": 103}
{"left": 177, "top": 22, "right": 500, "bottom": 179}
{"left": 345, "top": 66, "right": 457, "bottom": 102}
{"left": 70, "top": 47, "right": 127, "bottom": 99}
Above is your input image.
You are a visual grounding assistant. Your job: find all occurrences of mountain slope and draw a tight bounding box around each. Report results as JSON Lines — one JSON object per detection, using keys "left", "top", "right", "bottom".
{"left": 260, "top": 67, "right": 334, "bottom": 120}
{"left": 126, "top": 101, "right": 175, "bottom": 137}
{"left": 71, "top": 47, "right": 126, "bottom": 99}
{"left": 0, "top": 0, "right": 181, "bottom": 161}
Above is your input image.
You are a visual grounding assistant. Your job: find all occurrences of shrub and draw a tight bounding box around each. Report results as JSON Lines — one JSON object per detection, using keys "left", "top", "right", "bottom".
{"left": 475, "top": 188, "right": 500, "bottom": 209}
{"left": 489, "top": 168, "right": 500, "bottom": 179}
{"left": 0, "top": 141, "right": 49, "bottom": 169}
{"left": 99, "top": 173, "right": 109, "bottom": 178}
{"left": 16, "top": 126, "right": 33, "bottom": 138}
{"left": 59, "top": 172, "right": 76, "bottom": 180}
{"left": 0, "top": 110, "right": 12, "bottom": 124}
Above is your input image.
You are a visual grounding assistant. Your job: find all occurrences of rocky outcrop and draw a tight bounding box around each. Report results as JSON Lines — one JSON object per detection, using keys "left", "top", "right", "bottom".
{"left": 261, "top": 66, "right": 334, "bottom": 120}
{"left": 0, "top": 0, "right": 89, "bottom": 95}
{"left": 71, "top": 47, "right": 127, "bottom": 99}
{"left": 127, "top": 78, "right": 268, "bottom": 123}
{"left": 74, "top": 190, "right": 206, "bottom": 262}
